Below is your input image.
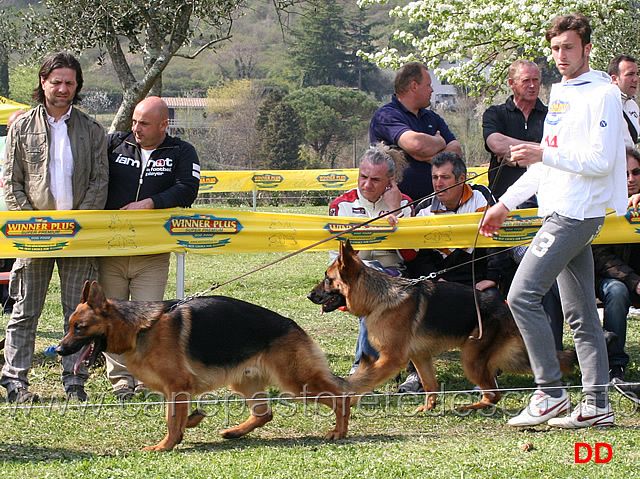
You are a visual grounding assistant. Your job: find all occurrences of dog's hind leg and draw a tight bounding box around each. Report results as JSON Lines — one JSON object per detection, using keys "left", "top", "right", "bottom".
{"left": 459, "top": 347, "right": 501, "bottom": 410}
{"left": 296, "top": 377, "right": 350, "bottom": 440}
{"left": 221, "top": 377, "right": 273, "bottom": 439}
{"left": 144, "top": 390, "right": 192, "bottom": 451}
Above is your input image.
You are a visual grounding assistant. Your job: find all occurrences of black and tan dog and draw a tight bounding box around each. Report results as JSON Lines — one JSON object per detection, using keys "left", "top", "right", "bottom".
{"left": 308, "top": 240, "right": 576, "bottom": 411}
{"left": 56, "top": 281, "right": 350, "bottom": 451}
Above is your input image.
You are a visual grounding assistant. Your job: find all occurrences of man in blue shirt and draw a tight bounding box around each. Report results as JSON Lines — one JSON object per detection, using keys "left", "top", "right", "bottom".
{"left": 369, "top": 62, "right": 462, "bottom": 202}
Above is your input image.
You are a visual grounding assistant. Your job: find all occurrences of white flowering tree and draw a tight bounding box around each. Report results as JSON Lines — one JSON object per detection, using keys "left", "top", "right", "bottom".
{"left": 358, "top": 0, "right": 639, "bottom": 97}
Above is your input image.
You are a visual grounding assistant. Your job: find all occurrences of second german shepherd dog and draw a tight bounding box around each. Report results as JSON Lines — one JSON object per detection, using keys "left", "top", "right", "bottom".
{"left": 56, "top": 281, "right": 350, "bottom": 451}
{"left": 308, "top": 241, "right": 576, "bottom": 411}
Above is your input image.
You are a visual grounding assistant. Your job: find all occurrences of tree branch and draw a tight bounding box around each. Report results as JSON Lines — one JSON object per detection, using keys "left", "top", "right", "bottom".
{"left": 174, "top": 35, "right": 233, "bottom": 59}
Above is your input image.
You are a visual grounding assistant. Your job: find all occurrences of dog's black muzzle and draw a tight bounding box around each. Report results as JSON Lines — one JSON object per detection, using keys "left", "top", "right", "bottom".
{"left": 307, "top": 288, "right": 347, "bottom": 313}
{"left": 56, "top": 336, "right": 107, "bottom": 374}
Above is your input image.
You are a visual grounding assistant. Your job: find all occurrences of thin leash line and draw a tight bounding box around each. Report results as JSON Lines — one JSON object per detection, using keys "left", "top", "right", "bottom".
{"left": 404, "top": 240, "right": 533, "bottom": 285}
{"left": 467, "top": 156, "right": 508, "bottom": 340}
{"left": 0, "top": 383, "right": 619, "bottom": 411}
{"left": 168, "top": 164, "right": 503, "bottom": 309}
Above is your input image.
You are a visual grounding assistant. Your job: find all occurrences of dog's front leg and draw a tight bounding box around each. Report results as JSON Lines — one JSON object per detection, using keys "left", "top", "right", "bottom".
{"left": 144, "top": 391, "right": 191, "bottom": 451}
{"left": 411, "top": 357, "right": 439, "bottom": 411}
{"left": 347, "top": 353, "right": 407, "bottom": 405}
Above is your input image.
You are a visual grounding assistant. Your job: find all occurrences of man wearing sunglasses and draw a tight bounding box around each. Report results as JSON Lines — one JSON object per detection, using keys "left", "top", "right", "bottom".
{"left": 592, "top": 147, "right": 640, "bottom": 382}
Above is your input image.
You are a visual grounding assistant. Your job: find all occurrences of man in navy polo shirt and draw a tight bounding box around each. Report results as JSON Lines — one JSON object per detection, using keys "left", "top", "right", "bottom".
{"left": 369, "top": 62, "right": 462, "bottom": 202}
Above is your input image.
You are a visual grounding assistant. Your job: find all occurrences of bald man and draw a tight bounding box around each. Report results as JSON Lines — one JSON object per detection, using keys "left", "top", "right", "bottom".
{"left": 98, "top": 96, "right": 200, "bottom": 398}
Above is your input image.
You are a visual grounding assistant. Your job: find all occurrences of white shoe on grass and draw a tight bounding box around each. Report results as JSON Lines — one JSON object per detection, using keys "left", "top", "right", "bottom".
{"left": 508, "top": 390, "right": 569, "bottom": 427}
{"left": 548, "top": 401, "right": 614, "bottom": 428}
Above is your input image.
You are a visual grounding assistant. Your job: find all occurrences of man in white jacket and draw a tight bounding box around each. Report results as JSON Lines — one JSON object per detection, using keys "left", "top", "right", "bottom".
{"left": 479, "top": 13, "right": 627, "bottom": 428}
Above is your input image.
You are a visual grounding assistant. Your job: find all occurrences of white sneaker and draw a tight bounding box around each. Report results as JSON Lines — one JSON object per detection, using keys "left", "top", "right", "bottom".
{"left": 548, "top": 401, "right": 614, "bottom": 428}
{"left": 508, "top": 390, "right": 569, "bottom": 427}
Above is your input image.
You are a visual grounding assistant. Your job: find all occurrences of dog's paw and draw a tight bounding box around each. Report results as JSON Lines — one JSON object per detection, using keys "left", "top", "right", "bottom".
{"left": 324, "top": 428, "right": 346, "bottom": 440}
{"left": 220, "top": 427, "right": 244, "bottom": 439}
{"left": 142, "top": 443, "right": 174, "bottom": 452}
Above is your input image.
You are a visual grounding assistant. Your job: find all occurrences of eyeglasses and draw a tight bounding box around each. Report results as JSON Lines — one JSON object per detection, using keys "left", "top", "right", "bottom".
{"left": 627, "top": 168, "right": 640, "bottom": 177}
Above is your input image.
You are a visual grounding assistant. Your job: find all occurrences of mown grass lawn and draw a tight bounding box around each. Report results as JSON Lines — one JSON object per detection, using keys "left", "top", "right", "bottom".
{"left": 1, "top": 205, "right": 639, "bottom": 478}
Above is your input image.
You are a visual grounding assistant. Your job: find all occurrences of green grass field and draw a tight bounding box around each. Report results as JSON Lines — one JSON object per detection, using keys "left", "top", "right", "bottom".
{"left": 1, "top": 205, "right": 640, "bottom": 478}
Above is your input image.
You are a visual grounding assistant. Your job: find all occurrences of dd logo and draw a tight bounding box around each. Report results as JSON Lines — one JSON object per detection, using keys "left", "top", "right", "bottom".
{"left": 575, "top": 442, "right": 612, "bottom": 463}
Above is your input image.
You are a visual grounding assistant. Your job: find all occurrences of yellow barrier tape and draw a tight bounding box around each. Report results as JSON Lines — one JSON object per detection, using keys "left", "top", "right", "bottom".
{"left": 0, "top": 207, "right": 637, "bottom": 258}
{"left": 198, "top": 167, "right": 489, "bottom": 193}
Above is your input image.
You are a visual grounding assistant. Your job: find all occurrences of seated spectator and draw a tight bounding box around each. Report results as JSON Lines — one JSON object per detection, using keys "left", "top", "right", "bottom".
{"left": 329, "top": 144, "right": 415, "bottom": 375}
{"left": 398, "top": 151, "right": 511, "bottom": 392}
{"left": 593, "top": 146, "right": 640, "bottom": 381}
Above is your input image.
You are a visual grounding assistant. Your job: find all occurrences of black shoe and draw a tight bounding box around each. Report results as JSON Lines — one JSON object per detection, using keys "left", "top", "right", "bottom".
{"left": 612, "top": 378, "right": 640, "bottom": 405}
{"left": 66, "top": 385, "right": 88, "bottom": 402}
{"left": 7, "top": 386, "right": 39, "bottom": 404}
{"left": 609, "top": 365, "right": 625, "bottom": 381}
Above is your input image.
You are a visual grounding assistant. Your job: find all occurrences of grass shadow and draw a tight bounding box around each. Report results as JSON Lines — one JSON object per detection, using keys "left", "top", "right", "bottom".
{"left": 0, "top": 444, "right": 96, "bottom": 464}
{"left": 182, "top": 432, "right": 416, "bottom": 453}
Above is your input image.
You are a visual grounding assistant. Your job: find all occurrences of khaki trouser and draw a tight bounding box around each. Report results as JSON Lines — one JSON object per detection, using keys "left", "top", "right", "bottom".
{"left": 98, "top": 253, "right": 170, "bottom": 389}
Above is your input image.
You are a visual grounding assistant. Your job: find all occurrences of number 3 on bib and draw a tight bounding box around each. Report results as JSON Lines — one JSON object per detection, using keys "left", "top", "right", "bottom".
{"left": 531, "top": 232, "right": 555, "bottom": 258}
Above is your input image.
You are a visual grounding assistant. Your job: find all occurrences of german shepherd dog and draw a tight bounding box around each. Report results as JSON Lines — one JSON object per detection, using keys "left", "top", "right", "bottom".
{"left": 308, "top": 241, "right": 576, "bottom": 411}
{"left": 56, "top": 281, "right": 350, "bottom": 451}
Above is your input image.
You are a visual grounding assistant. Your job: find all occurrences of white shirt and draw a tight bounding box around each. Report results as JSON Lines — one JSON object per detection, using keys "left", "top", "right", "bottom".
{"left": 621, "top": 92, "right": 640, "bottom": 147}
{"left": 500, "top": 70, "right": 628, "bottom": 219}
{"left": 47, "top": 107, "right": 74, "bottom": 210}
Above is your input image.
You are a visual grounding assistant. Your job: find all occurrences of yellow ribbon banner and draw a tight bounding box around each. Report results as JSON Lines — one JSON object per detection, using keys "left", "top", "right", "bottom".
{"left": 0, "top": 207, "right": 637, "bottom": 258}
{"left": 198, "top": 167, "right": 489, "bottom": 193}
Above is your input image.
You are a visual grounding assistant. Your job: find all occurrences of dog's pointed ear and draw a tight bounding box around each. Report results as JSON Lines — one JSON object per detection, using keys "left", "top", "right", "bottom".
{"left": 338, "top": 239, "right": 359, "bottom": 270}
{"left": 81, "top": 280, "right": 91, "bottom": 303}
{"left": 87, "top": 281, "right": 107, "bottom": 310}
{"left": 340, "top": 239, "right": 357, "bottom": 261}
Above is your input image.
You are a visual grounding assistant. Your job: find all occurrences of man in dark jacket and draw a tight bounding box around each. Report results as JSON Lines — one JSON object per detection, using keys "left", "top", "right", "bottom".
{"left": 593, "top": 147, "right": 640, "bottom": 382}
{"left": 99, "top": 96, "right": 200, "bottom": 397}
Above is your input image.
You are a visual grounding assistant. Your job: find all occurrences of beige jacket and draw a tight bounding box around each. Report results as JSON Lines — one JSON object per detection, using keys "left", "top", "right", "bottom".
{"left": 3, "top": 104, "right": 108, "bottom": 211}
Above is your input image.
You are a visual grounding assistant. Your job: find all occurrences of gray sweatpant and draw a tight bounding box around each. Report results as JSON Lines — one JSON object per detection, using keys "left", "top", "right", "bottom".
{"left": 507, "top": 213, "right": 608, "bottom": 401}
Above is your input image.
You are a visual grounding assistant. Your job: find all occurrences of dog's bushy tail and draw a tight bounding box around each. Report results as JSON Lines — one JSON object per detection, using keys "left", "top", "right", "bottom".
{"left": 497, "top": 337, "right": 578, "bottom": 375}
{"left": 557, "top": 350, "right": 578, "bottom": 374}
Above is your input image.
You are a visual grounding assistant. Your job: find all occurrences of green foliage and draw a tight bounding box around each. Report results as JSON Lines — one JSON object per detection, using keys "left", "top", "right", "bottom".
{"left": 206, "top": 79, "right": 254, "bottom": 115}
{"left": 288, "top": 0, "right": 389, "bottom": 98}
{"left": 6, "top": 0, "right": 302, "bottom": 131}
{"left": 8, "top": 63, "right": 38, "bottom": 106}
{"left": 285, "top": 86, "right": 379, "bottom": 168}
{"left": 255, "top": 90, "right": 305, "bottom": 169}
{"left": 290, "top": 0, "right": 350, "bottom": 87}
{"left": 359, "top": 0, "right": 640, "bottom": 99}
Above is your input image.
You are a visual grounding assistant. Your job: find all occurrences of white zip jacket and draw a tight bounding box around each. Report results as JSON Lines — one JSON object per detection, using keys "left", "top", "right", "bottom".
{"left": 500, "top": 70, "right": 628, "bottom": 219}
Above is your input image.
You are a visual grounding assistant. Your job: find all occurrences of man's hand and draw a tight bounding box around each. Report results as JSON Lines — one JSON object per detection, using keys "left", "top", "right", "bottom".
{"left": 478, "top": 202, "right": 510, "bottom": 238}
{"left": 120, "top": 198, "right": 155, "bottom": 210}
{"left": 629, "top": 193, "right": 640, "bottom": 211}
{"left": 382, "top": 178, "right": 402, "bottom": 226}
{"left": 510, "top": 143, "right": 544, "bottom": 167}
{"left": 475, "top": 279, "right": 497, "bottom": 291}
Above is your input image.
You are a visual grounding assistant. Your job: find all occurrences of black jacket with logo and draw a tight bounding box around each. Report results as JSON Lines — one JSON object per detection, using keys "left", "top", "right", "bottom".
{"left": 105, "top": 132, "right": 200, "bottom": 210}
